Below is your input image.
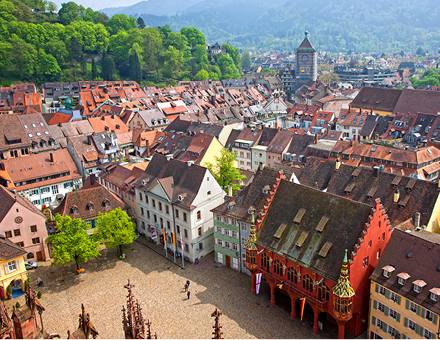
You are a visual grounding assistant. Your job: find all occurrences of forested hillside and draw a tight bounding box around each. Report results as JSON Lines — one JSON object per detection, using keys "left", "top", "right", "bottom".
{"left": 129, "top": 0, "right": 440, "bottom": 53}
{"left": 0, "top": 0, "right": 241, "bottom": 86}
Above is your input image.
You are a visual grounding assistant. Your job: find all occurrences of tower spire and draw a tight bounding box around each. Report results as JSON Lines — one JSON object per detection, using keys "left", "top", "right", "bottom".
{"left": 244, "top": 210, "right": 258, "bottom": 250}
{"left": 332, "top": 250, "right": 355, "bottom": 298}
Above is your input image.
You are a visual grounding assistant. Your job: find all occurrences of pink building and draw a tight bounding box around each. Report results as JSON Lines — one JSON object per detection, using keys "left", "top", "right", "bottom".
{"left": 0, "top": 186, "right": 49, "bottom": 261}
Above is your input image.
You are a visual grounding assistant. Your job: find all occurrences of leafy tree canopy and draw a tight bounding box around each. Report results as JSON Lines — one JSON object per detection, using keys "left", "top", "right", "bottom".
{"left": 93, "top": 208, "right": 136, "bottom": 258}
{"left": 45, "top": 214, "right": 100, "bottom": 270}
{"left": 204, "top": 148, "right": 245, "bottom": 195}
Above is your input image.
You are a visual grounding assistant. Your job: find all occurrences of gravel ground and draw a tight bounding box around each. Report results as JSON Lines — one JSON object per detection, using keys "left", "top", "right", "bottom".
{"left": 8, "top": 241, "right": 353, "bottom": 339}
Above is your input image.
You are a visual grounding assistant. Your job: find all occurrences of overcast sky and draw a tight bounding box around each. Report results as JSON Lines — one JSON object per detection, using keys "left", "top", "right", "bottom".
{"left": 51, "top": 0, "right": 140, "bottom": 11}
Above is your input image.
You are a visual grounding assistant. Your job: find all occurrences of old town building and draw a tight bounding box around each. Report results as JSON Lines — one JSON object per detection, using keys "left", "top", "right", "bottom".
{"left": 244, "top": 179, "right": 392, "bottom": 338}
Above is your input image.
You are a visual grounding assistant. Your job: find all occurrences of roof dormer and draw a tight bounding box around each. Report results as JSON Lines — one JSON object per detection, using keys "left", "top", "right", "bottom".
{"left": 412, "top": 279, "right": 427, "bottom": 293}
{"left": 382, "top": 265, "right": 395, "bottom": 278}
{"left": 429, "top": 288, "right": 440, "bottom": 302}
{"left": 397, "top": 272, "right": 410, "bottom": 285}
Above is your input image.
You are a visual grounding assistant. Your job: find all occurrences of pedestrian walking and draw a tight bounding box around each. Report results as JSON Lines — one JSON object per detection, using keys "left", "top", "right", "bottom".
{"left": 186, "top": 280, "right": 190, "bottom": 289}
{"left": 184, "top": 283, "right": 188, "bottom": 292}
{"left": 187, "top": 290, "right": 190, "bottom": 299}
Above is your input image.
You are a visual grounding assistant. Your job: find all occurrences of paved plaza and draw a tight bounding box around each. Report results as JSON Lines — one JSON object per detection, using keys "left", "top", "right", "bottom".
{"left": 14, "top": 240, "right": 353, "bottom": 339}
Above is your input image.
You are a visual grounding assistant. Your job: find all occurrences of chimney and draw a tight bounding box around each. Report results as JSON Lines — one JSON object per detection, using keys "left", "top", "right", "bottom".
{"left": 166, "top": 154, "right": 173, "bottom": 161}
{"left": 259, "top": 162, "right": 265, "bottom": 171}
{"left": 228, "top": 185, "right": 233, "bottom": 197}
{"left": 373, "top": 166, "right": 379, "bottom": 178}
{"left": 393, "top": 189, "right": 400, "bottom": 203}
{"left": 90, "top": 174, "right": 96, "bottom": 185}
{"left": 49, "top": 152, "right": 53, "bottom": 162}
{"left": 275, "top": 122, "right": 279, "bottom": 129}
{"left": 58, "top": 121, "right": 62, "bottom": 127}
{"left": 314, "top": 133, "right": 318, "bottom": 144}
{"left": 187, "top": 160, "right": 194, "bottom": 167}
{"left": 350, "top": 140, "right": 354, "bottom": 147}
{"left": 101, "top": 116, "right": 105, "bottom": 121}
{"left": 145, "top": 139, "right": 150, "bottom": 158}
{"left": 0, "top": 162, "right": 4, "bottom": 171}
{"left": 87, "top": 135, "right": 93, "bottom": 145}
{"left": 335, "top": 160, "right": 340, "bottom": 170}
{"left": 414, "top": 212, "right": 421, "bottom": 229}
{"left": 111, "top": 114, "right": 115, "bottom": 119}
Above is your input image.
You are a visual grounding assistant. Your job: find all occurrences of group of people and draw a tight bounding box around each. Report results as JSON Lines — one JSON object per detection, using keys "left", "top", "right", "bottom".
{"left": 184, "top": 280, "right": 190, "bottom": 299}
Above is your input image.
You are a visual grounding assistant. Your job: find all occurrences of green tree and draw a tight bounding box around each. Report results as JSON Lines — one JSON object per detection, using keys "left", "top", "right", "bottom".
{"left": 129, "top": 52, "right": 141, "bottom": 83}
{"left": 222, "top": 43, "right": 241, "bottom": 69}
{"left": 45, "top": 214, "right": 100, "bottom": 271}
{"left": 136, "top": 17, "right": 145, "bottom": 29}
{"left": 70, "top": 36, "right": 83, "bottom": 62}
{"left": 58, "top": 2, "right": 84, "bottom": 25}
{"left": 101, "top": 50, "right": 116, "bottom": 80}
{"left": 195, "top": 69, "right": 209, "bottom": 81}
{"left": 241, "top": 51, "right": 252, "bottom": 67}
{"left": 180, "top": 27, "right": 205, "bottom": 48}
{"left": 106, "top": 14, "right": 136, "bottom": 35}
{"left": 319, "top": 72, "right": 340, "bottom": 85}
{"left": 93, "top": 208, "right": 136, "bottom": 258}
{"left": 416, "top": 46, "right": 424, "bottom": 55}
{"left": 204, "top": 148, "right": 245, "bottom": 195}
{"left": 91, "top": 57, "right": 97, "bottom": 79}
{"left": 161, "top": 45, "right": 183, "bottom": 79}
{"left": 80, "top": 53, "right": 86, "bottom": 74}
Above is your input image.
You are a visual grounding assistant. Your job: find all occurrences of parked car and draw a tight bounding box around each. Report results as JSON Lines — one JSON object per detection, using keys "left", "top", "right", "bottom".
{"left": 25, "top": 261, "right": 38, "bottom": 270}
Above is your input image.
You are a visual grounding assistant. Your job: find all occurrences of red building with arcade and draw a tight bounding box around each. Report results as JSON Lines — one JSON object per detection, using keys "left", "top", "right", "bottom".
{"left": 244, "top": 179, "right": 392, "bottom": 338}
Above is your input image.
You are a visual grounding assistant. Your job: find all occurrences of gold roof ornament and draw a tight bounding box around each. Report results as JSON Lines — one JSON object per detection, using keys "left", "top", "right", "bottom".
{"left": 332, "top": 249, "right": 355, "bottom": 298}
{"left": 244, "top": 211, "right": 258, "bottom": 251}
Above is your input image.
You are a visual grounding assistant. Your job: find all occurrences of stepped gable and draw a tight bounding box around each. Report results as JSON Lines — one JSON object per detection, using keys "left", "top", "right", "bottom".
{"left": 371, "top": 229, "right": 440, "bottom": 315}
{"left": 211, "top": 167, "right": 283, "bottom": 222}
{"left": 325, "top": 163, "right": 439, "bottom": 228}
{"left": 256, "top": 180, "right": 373, "bottom": 282}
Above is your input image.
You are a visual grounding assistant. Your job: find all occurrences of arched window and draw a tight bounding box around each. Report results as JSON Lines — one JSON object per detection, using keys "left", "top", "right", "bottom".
{"left": 287, "top": 267, "right": 297, "bottom": 283}
{"left": 261, "top": 253, "right": 269, "bottom": 268}
{"left": 334, "top": 297, "right": 352, "bottom": 314}
{"left": 246, "top": 252, "right": 255, "bottom": 264}
{"left": 318, "top": 282, "right": 329, "bottom": 301}
{"left": 273, "top": 259, "right": 282, "bottom": 275}
{"left": 303, "top": 274, "right": 312, "bottom": 292}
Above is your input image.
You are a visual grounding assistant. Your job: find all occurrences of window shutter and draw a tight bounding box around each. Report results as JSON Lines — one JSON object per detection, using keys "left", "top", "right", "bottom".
{"left": 375, "top": 284, "right": 379, "bottom": 293}
{"left": 417, "top": 325, "right": 424, "bottom": 337}
{"left": 373, "top": 300, "right": 378, "bottom": 310}
{"left": 396, "top": 295, "right": 401, "bottom": 305}
{"left": 416, "top": 305, "right": 421, "bottom": 316}
{"left": 385, "top": 289, "right": 391, "bottom": 299}
{"left": 384, "top": 306, "right": 389, "bottom": 316}
{"left": 396, "top": 312, "right": 401, "bottom": 323}
{"left": 405, "top": 300, "right": 410, "bottom": 310}
{"left": 421, "top": 307, "right": 426, "bottom": 319}
{"left": 431, "top": 330, "right": 436, "bottom": 339}
{"left": 372, "top": 316, "right": 377, "bottom": 326}
{"left": 4, "top": 264, "right": 9, "bottom": 275}
{"left": 15, "top": 259, "right": 20, "bottom": 270}
{"left": 414, "top": 324, "right": 419, "bottom": 335}
{"left": 404, "top": 317, "right": 408, "bottom": 327}
{"left": 381, "top": 321, "right": 388, "bottom": 331}
{"left": 433, "top": 314, "right": 438, "bottom": 325}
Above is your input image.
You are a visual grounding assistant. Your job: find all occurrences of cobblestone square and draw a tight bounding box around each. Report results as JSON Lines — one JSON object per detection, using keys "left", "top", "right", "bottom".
{"left": 16, "top": 241, "right": 352, "bottom": 339}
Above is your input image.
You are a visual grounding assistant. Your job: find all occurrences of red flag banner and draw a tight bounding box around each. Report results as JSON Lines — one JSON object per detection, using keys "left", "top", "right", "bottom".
{"left": 300, "top": 298, "right": 306, "bottom": 321}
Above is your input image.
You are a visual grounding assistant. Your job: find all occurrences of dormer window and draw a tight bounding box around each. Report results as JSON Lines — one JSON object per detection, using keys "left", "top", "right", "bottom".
{"left": 72, "top": 205, "right": 78, "bottom": 214}
{"left": 429, "top": 288, "right": 440, "bottom": 302}
{"left": 382, "top": 265, "right": 395, "bottom": 278}
{"left": 103, "top": 199, "right": 110, "bottom": 207}
{"left": 397, "top": 272, "right": 410, "bottom": 285}
{"left": 413, "top": 280, "right": 427, "bottom": 293}
{"left": 88, "top": 202, "right": 94, "bottom": 211}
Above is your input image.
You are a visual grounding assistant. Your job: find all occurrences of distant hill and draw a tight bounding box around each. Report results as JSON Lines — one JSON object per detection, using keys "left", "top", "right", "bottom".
{"left": 101, "top": 0, "right": 440, "bottom": 52}
{"left": 100, "top": 0, "right": 203, "bottom": 18}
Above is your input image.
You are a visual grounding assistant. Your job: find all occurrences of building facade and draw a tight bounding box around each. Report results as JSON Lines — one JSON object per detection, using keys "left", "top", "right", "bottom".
{"left": 295, "top": 31, "right": 318, "bottom": 82}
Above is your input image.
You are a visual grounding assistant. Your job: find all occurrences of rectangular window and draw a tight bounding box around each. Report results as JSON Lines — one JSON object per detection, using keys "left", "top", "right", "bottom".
{"left": 13, "top": 229, "right": 20, "bottom": 237}
{"left": 154, "top": 214, "right": 157, "bottom": 223}
{"left": 378, "top": 302, "right": 385, "bottom": 313}
{"left": 389, "top": 309, "right": 398, "bottom": 320}
{"left": 184, "top": 229, "right": 188, "bottom": 238}
{"left": 32, "top": 200, "right": 40, "bottom": 205}
{"left": 376, "top": 318, "right": 384, "bottom": 329}
{"left": 51, "top": 185, "right": 59, "bottom": 194}
{"left": 426, "top": 310, "right": 435, "bottom": 322}
{"left": 139, "top": 192, "right": 143, "bottom": 201}
{"left": 199, "top": 242, "right": 203, "bottom": 250}
{"left": 5, "top": 260, "right": 17, "bottom": 273}
{"left": 224, "top": 241, "right": 230, "bottom": 249}
{"left": 387, "top": 326, "right": 397, "bottom": 337}
{"left": 216, "top": 238, "right": 223, "bottom": 246}
{"left": 30, "top": 225, "right": 37, "bottom": 233}
{"left": 408, "top": 319, "right": 416, "bottom": 331}
{"left": 363, "top": 256, "right": 369, "bottom": 268}
{"left": 379, "top": 286, "right": 386, "bottom": 296}
{"left": 232, "top": 243, "right": 238, "bottom": 251}
{"left": 147, "top": 211, "right": 150, "bottom": 219}
{"left": 390, "top": 292, "right": 399, "bottom": 303}
{"left": 15, "top": 241, "right": 24, "bottom": 247}
{"left": 424, "top": 329, "right": 433, "bottom": 339}
{"left": 409, "top": 302, "right": 417, "bottom": 313}
{"left": 183, "top": 213, "right": 187, "bottom": 222}
{"left": 146, "top": 195, "right": 149, "bottom": 204}
{"left": 166, "top": 205, "right": 169, "bottom": 214}
{"left": 241, "top": 237, "right": 246, "bottom": 245}
{"left": 160, "top": 218, "right": 163, "bottom": 228}
{"left": 184, "top": 243, "right": 189, "bottom": 252}
{"left": 198, "top": 227, "right": 202, "bottom": 236}
{"left": 232, "top": 231, "right": 238, "bottom": 238}
{"left": 176, "top": 209, "right": 179, "bottom": 218}
{"left": 197, "top": 211, "right": 201, "bottom": 221}
{"left": 42, "top": 197, "right": 51, "bottom": 203}
{"left": 159, "top": 202, "right": 162, "bottom": 211}
{"left": 141, "top": 207, "right": 144, "bottom": 216}
{"left": 167, "top": 221, "right": 170, "bottom": 230}
{"left": 5, "top": 231, "right": 12, "bottom": 238}
{"left": 177, "top": 225, "right": 180, "bottom": 234}
{"left": 152, "top": 199, "right": 155, "bottom": 208}
{"left": 216, "top": 226, "right": 222, "bottom": 233}
{"left": 32, "top": 237, "right": 40, "bottom": 244}
{"left": 217, "top": 252, "right": 223, "bottom": 264}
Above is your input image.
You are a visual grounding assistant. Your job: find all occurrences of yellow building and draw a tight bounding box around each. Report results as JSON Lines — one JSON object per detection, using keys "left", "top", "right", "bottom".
{"left": 369, "top": 229, "right": 440, "bottom": 339}
{"left": 0, "top": 235, "right": 28, "bottom": 298}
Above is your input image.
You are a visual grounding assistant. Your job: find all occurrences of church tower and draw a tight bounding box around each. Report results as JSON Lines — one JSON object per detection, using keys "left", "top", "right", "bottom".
{"left": 295, "top": 30, "right": 318, "bottom": 82}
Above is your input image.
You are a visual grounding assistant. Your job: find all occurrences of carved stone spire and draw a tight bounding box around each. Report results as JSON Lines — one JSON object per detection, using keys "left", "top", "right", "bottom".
{"left": 332, "top": 249, "right": 355, "bottom": 298}
{"left": 244, "top": 211, "right": 258, "bottom": 250}
{"left": 211, "top": 308, "right": 223, "bottom": 339}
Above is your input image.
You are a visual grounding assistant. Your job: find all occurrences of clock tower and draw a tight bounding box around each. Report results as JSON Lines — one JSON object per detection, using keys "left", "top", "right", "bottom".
{"left": 295, "top": 30, "right": 318, "bottom": 82}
